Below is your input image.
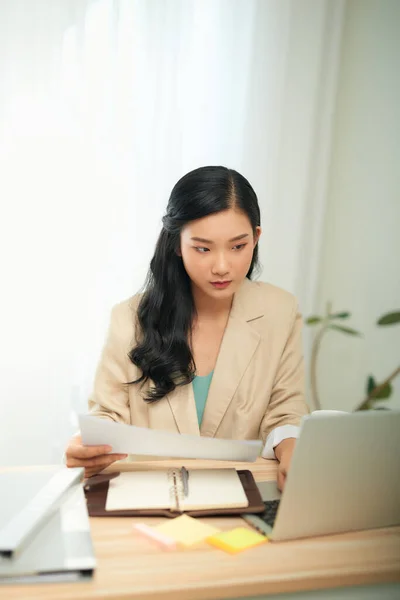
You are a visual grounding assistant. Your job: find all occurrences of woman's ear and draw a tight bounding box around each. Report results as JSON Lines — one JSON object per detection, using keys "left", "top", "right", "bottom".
{"left": 254, "top": 226, "right": 262, "bottom": 247}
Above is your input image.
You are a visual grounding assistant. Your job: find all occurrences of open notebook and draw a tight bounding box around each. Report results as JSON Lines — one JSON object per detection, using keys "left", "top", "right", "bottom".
{"left": 105, "top": 469, "right": 249, "bottom": 512}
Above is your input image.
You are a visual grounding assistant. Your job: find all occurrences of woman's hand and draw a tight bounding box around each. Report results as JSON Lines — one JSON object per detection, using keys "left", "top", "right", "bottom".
{"left": 274, "top": 437, "right": 296, "bottom": 492}
{"left": 65, "top": 434, "right": 128, "bottom": 479}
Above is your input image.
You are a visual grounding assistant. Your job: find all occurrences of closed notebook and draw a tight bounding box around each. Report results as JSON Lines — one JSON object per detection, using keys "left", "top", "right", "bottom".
{"left": 105, "top": 469, "right": 249, "bottom": 512}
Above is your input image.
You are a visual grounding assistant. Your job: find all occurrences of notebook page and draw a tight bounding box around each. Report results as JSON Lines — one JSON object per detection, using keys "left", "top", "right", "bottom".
{"left": 182, "top": 469, "right": 248, "bottom": 510}
{"left": 105, "top": 471, "right": 171, "bottom": 511}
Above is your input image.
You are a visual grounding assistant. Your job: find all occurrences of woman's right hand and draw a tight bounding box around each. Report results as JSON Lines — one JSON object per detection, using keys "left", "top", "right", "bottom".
{"left": 65, "top": 434, "right": 128, "bottom": 479}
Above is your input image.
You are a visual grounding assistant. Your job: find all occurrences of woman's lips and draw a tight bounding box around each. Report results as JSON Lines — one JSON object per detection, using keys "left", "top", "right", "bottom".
{"left": 210, "top": 281, "right": 232, "bottom": 290}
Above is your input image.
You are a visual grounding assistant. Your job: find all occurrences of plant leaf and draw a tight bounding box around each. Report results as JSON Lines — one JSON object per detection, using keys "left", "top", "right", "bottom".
{"left": 372, "top": 382, "right": 393, "bottom": 400}
{"left": 305, "top": 316, "right": 322, "bottom": 325}
{"left": 329, "top": 312, "right": 350, "bottom": 320}
{"left": 328, "top": 324, "right": 362, "bottom": 336}
{"left": 377, "top": 311, "right": 400, "bottom": 326}
{"left": 358, "top": 400, "right": 372, "bottom": 411}
{"left": 366, "top": 375, "right": 376, "bottom": 395}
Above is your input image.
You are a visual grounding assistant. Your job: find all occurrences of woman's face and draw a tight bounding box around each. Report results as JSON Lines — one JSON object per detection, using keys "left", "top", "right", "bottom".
{"left": 180, "top": 208, "right": 261, "bottom": 302}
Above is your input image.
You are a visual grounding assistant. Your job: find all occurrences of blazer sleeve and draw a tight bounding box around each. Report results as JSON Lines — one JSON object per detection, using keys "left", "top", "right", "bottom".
{"left": 88, "top": 303, "right": 133, "bottom": 424}
{"left": 260, "top": 301, "right": 310, "bottom": 441}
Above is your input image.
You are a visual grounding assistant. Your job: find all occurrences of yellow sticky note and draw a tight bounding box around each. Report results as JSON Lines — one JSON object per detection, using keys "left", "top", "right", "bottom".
{"left": 207, "top": 527, "right": 267, "bottom": 554}
{"left": 155, "top": 515, "right": 220, "bottom": 547}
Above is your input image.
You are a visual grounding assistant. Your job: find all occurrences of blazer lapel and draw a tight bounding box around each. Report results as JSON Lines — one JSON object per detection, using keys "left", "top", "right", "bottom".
{"left": 200, "top": 279, "right": 263, "bottom": 438}
{"left": 167, "top": 377, "right": 200, "bottom": 435}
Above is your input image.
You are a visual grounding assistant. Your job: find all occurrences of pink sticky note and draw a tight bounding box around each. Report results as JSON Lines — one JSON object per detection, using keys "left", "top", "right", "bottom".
{"left": 133, "top": 523, "right": 177, "bottom": 550}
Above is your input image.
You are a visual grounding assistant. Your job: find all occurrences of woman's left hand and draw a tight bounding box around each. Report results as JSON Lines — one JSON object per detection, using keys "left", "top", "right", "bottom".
{"left": 274, "top": 438, "right": 296, "bottom": 491}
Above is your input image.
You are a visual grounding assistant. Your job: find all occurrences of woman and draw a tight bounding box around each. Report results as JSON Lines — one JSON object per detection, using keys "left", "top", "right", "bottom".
{"left": 65, "top": 166, "right": 309, "bottom": 490}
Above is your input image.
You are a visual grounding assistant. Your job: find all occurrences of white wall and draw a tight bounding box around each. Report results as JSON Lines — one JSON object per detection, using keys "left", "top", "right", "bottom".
{"left": 0, "top": 0, "right": 345, "bottom": 466}
{"left": 315, "top": 0, "right": 400, "bottom": 411}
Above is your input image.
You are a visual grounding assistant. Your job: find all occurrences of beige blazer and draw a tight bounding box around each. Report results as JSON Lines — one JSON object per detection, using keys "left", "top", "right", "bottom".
{"left": 89, "top": 278, "right": 309, "bottom": 443}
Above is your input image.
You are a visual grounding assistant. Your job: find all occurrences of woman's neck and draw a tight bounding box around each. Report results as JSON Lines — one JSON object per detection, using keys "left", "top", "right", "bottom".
{"left": 192, "top": 284, "right": 233, "bottom": 321}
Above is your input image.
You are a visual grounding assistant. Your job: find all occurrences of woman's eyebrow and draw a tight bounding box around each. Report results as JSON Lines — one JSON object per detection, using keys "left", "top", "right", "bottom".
{"left": 229, "top": 233, "right": 249, "bottom": 242}
{"left": 190, "top": 233, "right": 249, "bottom": 243}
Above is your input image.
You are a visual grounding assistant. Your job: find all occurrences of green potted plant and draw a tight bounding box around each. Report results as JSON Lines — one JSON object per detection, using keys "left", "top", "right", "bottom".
{"left": 306, "top": 307, "right": 400, "bottom": 411}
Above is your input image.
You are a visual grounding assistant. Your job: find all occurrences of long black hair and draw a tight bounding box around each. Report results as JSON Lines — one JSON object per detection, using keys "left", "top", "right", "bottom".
{"left": 129, "top": 166, "right": 261, "bottom": 401}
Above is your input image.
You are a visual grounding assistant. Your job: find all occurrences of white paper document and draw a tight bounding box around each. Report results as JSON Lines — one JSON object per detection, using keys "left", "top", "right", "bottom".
{"left": 79, "top": 415, "right": 262, "bottom": 462}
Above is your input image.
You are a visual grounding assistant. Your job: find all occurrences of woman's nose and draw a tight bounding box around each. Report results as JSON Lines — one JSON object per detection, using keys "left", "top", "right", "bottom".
{"left": 211, "top": 252, "right": 230, "bottom": 277}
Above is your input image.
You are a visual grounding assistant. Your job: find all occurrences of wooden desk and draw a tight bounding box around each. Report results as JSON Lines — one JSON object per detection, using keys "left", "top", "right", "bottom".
{"left": 3, "top": 459, "right": 400, "bottom": 600}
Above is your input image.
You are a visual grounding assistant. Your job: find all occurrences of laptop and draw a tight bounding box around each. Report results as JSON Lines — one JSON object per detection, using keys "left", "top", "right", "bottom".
{"left": 0, "top": 469, "right": 95, "bottom": 584}
{"left": 243, "top": 410, "right": 400, "bottom": 541}
{"left": 0, "top": 467, "right": 84, "bottom": 559}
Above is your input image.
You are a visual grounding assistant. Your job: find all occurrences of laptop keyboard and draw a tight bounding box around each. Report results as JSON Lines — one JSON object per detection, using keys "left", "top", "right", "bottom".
{"left": 260, "top": 500, "right": 280, "bottom": 527}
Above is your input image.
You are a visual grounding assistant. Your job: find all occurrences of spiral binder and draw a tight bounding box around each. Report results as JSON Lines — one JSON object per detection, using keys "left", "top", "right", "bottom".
{"left": 84, "top": 469, "right": 265, "bottom": 518}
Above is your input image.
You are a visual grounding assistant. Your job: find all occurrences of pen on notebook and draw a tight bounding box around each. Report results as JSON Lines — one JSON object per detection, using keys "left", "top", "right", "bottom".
{"left": 181, "top": 467, "right": 189, "bottom": 497}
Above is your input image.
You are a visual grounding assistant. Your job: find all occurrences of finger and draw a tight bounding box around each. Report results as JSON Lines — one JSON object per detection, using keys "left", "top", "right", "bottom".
{"left": 66, "top": 453, "right": 127, "bottom": 469}
{"left": 85, "top": 465, "right": 107, "bottom": 478}
{"left": 84, "top": 457, "right": 126, "bottom": 479}
{"left": 277, "top": 470, "right": 285, "bottom": 492}
{"left": 68, "top": 444, "right": 113, "bottom": 459}
{"left": 85, "top": 467, "right": 101, "bottom": 479}
{"left": 280, "top": 469, "right": 288, "bottom": 491}
{"left": 77, "top": 453, "right": 127, "bottom": 467}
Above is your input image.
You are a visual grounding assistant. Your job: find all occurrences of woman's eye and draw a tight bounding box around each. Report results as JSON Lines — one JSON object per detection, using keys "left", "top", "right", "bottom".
{"left": 195, "top": 247, "right": 210, "bottom": 253}
{"left": 232, "top": 244, "right": 247, "bottom": 251}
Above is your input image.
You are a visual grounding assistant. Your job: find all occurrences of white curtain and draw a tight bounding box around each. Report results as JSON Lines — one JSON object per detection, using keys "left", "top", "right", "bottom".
{"left": 0, "top": 0, "right": 344, "bottom": 465}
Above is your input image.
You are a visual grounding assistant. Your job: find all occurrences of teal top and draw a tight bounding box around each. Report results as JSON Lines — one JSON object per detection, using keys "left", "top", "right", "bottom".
{"left": 193, "top": 371, "right": 214, "bottom": 426}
